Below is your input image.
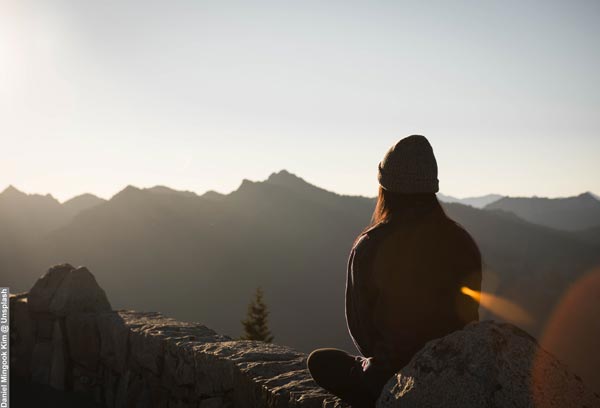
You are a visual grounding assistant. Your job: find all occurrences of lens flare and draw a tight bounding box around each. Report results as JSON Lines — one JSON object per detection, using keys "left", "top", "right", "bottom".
{"left": 534, "top": 268, "right": 600, "bottom": 396}
{"left": 461, "top": 286, "right": 533, "bottom": 326}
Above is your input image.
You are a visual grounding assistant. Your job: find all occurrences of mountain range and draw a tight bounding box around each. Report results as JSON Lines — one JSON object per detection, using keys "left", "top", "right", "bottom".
{"left": 1, "top": 171, "right": 599, "bottom": 389}
{"left": 437, "top": 193, "right": 504, "bottom": 208}
{"left": 485, "top": 193, "right": 600, "bottom": 231}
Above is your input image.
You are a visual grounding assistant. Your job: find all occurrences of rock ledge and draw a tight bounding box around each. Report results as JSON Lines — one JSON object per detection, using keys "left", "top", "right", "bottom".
{"left": 377, "top": 321, "right": 600, "bottom": 408}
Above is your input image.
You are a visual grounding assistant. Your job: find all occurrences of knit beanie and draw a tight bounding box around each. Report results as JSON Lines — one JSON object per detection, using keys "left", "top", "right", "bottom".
{"left": 377, "top": 135, "right": 439, "bottom": 193}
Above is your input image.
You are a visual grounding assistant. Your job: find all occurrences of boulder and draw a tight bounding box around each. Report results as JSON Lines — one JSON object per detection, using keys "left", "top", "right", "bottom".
{"left": 28, "top": 264, "right": 111, "bottom": 316}
{"left": 377, "top": 321, "right": 600, "bottom": 408}
{"left": 97, "top": 312, "right": 130, "bottom": 373}
{"left": 9, "top": 295, "right": 35, "bottom": 377}
{"left": 34, "top": 316, "right": 56, "bottom": 340}
{"left": 49, "top": 320, "right": 67, "bottom": 390}
{"left": 28, "top": 264, "right": 74, "bottom": 313}
{"left": 30, "top": 341, "right": 53, "bottom": 384}
{"left": 65, "top": 312, "right": 101, "bottom": 370}
{"left": 48, "top": 266, "right": 111, "bottom": 316}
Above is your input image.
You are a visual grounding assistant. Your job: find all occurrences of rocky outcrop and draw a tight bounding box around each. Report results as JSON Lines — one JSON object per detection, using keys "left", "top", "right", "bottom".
{"left": 377, "top": 321, "right": 600, "bottom": 408}
{"left": 29, "top": 263, "right": 111, "bottom": 316}
{"left": 10, "top": 265, "right": 343, "bottom": 407}
{"left": 12, "top": 265, "right": 600, "bottom": 408}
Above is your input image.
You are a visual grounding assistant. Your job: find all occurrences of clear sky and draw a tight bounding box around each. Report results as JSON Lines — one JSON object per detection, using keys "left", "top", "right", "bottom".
{"left": 1, "top": 0, "right": 599, "bottom": 202}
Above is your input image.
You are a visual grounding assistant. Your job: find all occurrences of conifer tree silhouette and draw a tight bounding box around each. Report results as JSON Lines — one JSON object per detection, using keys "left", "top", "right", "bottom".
{"left": 240, "top": 287, "right": 274, "bottom": 343}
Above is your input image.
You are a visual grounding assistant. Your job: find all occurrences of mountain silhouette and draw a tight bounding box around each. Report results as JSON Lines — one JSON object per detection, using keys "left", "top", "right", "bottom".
{"left": 0, "top": 185, "right": 67, "bottom": 235}
{"left": 437, "top": 193, "right": 503, "bottom": 208}
{"left": 485, "top": 192, "right": 600, "bottom": 231}
{"left": 200, "top": 190, "right": 226, "bottom": 201}
{"left": 147, "top": 185, "right": 198, "bottom": 197}
{"left": 1, "top": 173, "right": 599, "bottom": 364}
{"left": 0, "top": 186, "right": 79, "bottom": 288}
{"left": 62, "top": 193, "right": 106, "bottom": 217}
{"left": 575, "top": 225, "right": 600, "bottom": 246}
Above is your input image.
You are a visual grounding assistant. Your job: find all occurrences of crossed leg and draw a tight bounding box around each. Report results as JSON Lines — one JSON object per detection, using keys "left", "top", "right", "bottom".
{"left": 307, "top": 348, "right": 393, "bottom": 408}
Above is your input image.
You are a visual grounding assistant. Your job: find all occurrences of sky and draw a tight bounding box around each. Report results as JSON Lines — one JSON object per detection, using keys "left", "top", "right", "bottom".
{"left": 1, "top": 0, "right": 599, "bottom": 202}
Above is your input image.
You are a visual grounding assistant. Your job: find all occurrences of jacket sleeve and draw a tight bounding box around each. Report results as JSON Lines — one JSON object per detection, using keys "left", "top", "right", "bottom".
{"left": 346, "top": 233, "right": 402, "bottom": 372}
{"left": 452, "top": 228, "right": 482, "bottom": 325}
{"left": 345, "top": 235, "right": 382, "bottom": 358}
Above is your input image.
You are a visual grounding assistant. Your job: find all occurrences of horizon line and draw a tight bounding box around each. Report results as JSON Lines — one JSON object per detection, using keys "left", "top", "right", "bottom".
{"left": 1, "top": 170, "right": 598, "bottom": 204}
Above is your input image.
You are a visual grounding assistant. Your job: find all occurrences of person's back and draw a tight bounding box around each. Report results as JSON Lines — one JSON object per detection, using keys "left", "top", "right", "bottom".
{"left": 308, "top": 135, "right": 482, "bottom": 407}
{"left": 347, "top": 201, "right": 481, "bottom": 371}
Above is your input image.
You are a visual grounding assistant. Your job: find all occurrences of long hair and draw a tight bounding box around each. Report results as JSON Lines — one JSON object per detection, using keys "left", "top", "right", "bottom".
{"left": 356, "top": 187, "right": 446, "bottom": 242}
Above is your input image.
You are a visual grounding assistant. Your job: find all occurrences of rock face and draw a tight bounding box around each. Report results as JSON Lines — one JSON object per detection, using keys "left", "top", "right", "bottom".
{"left": 377, "top": 321, "right": 600, "bottom": 408}
{"left": 29, "top": 263, "right": 111, "bottom": 316}
{"left": 10, "top": 265, "right": 344, "bottom": 408}
{"left": 12, "top": 264, "right": 112, "bottom": 386}
{"left": 13, "top": 265, "right": 600, "bottom": 408}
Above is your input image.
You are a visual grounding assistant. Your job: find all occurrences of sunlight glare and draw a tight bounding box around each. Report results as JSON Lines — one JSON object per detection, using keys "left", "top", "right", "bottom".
{"left": 461, "top": 286, "right": 532, "bottom": 326}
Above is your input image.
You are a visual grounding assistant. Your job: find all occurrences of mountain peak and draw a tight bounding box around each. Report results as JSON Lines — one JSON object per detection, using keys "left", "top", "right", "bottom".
{"left": 111, "top": 185, "right": 143, "bottom": 201}
{"left": 266, "top": 170, "right": 310, "bottom": 187}
{"left": 0, "top": 185, "right": 59, "bottom": 204}
{"left": 64, "top": 192, "right": 103, "bottom": 201}
{"left": 200, "top": 190, "right": 225, "bottom": 200}
{"left": 146, "top": 185, "right": 197, "bottom": 197}
{"left": 579, "top": 192, "right": 597, "bottom": 201}
{"left": 1, "top": 185, "right": 25, "bottom": 196}
{"left": 62, "top": 193, "right": 105, "bottom": 214}
{"left": 122, "top": 185, "right": 142, "bottom": 193}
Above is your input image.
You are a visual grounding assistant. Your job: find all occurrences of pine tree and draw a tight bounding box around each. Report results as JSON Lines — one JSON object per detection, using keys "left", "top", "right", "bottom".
{"left": 240, "top": 287, "right": 274, "bottom": 343}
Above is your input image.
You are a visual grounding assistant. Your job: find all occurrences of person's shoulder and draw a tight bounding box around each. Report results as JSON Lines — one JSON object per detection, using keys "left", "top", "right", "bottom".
{"left": 350, "top": 221, "right": 393, "bottom": 272}
{"left": 352, "top": 221, "right": 395, "bottom": 254}
{"left": 443, "top": 218, "right": 481, "bottom": 257}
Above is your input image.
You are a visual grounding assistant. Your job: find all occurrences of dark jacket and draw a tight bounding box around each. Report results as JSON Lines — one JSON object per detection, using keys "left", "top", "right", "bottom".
{"left": 345, "top": 209, "right": 481, "bottom": 371}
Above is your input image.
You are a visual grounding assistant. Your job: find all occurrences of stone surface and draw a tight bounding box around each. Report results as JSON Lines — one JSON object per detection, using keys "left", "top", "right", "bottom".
{"left": 198, "top": 397, "right": 227, "bottom": 408}
{"left": 72, "top": 365, "right": 99, "bottom": 393}
{"left": 97, "top": 311, "right": 130, "bottom": 373}
{"left": 65, "top": 312, "right": 101, "bottom": 370}
{"left": 377, "top": 321, "right": 600, "bottom": 408}
{"left": 10, "top": 295, "right": 35, "bottom": 377}
{"left": 49, "top": 320, "right": 67, "bottom": 390}
{"left": 28, "top": 263, "right": 111, "bottom": 318}
{"left": 28, "top": 264, "right": 74, "bottom": 313}
{"left": 114, "top": 369, "right": 130, "bottom": 408}
{"left": 48, "top": 266, "right": 111, "bottom": 316}
{"left": 30, "top": 341, "right": 53, "bottom": 384}
{"left": 192, "top": 340, "right": 342, "bottom": 408}
{"left": 34, "top": 316, "right": 56, "bottom": 340}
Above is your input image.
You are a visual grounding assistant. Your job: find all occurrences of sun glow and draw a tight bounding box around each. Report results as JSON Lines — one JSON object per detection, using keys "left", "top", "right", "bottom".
{"left": 461, "top": 286, "right": 533, "bottom": 326}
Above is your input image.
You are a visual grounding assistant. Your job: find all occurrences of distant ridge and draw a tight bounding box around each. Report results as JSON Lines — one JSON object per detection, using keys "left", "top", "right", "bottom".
{"left": 265, "top": 170, "right": 341, "bottom": 198}
{"left": 109, "top": 185, "right": 143, "bottom": 201}
{"left": 2, "top": 185, "right": 25, "bottom": 196}
{"left": 0, "top": 185, "right": 66, "bottom": 236}
{"left": 147, "top": 186, "right": 198, "bottom": 197}
{"left": 438, "top": 193, "right": 503, "bottom": 208}
{"left": 1, "top": 185, "right": 58, "bottom": 203}
{"left": 485, "top": 192, "right": 600, "bottom": 231}
{"left": 200, "top": 190, "right": 226, "bottom": 201}
{"left": 6, "top": 180, "right": 597, "bottom": 209}
{"left": 62, "top": 193, "right": 105, "bottom": 216}
{"left": 266, "top": 169, "right": 310, "bottom": 186}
